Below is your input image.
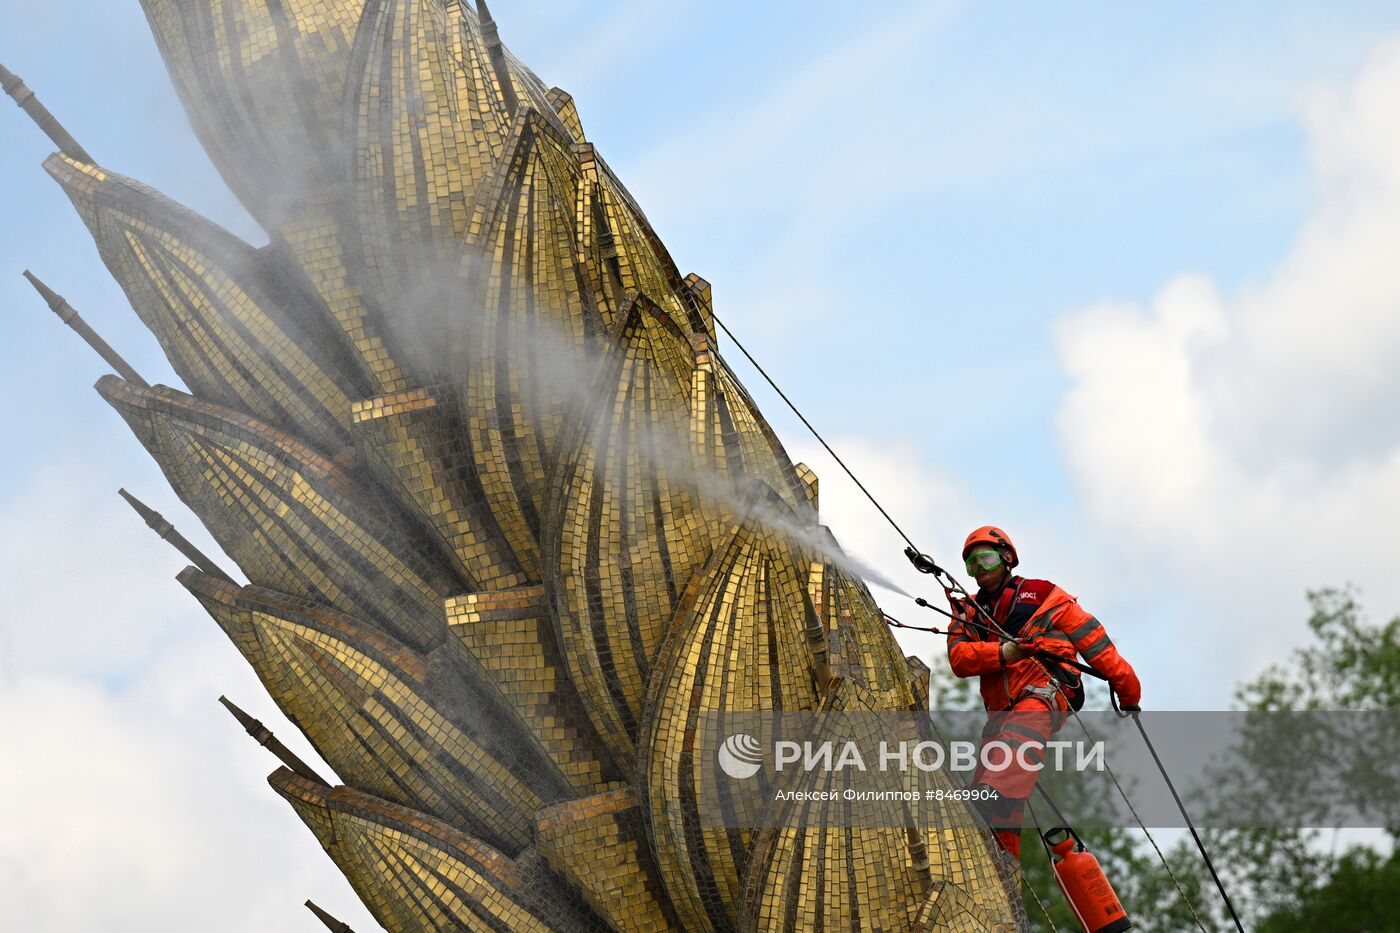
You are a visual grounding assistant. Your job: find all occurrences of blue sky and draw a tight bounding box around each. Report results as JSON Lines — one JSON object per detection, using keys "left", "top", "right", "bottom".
{"left": 4, "top": 2, "right": 1400, "bottom": 929}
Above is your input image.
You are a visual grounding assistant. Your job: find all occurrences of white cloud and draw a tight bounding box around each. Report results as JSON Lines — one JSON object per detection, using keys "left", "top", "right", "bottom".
{"left": 629, "top": 1, "right": 964, "bottom": 219}
{"left": 621, "top": 0, "right": 1374, "bottom": 344}
{"left": 1053, "top": 39, "right": 1400, "bottom": 677}
{"left": 792, "top": 437, "right": 968, "bottom": 580}
{"left": 624, "top": 1, "right": 966, "bottom": 335}
{"left": 0, "top": 465, "right": 197, "bottom": 679}
{"left": 0, "top": 459, "right": 375, "bottom": 931}
{"left": 0, "top": 643, "right": 376, "bottom": 932}
{"left": 9, "top": 10, "right": 1400, "bottom": 928}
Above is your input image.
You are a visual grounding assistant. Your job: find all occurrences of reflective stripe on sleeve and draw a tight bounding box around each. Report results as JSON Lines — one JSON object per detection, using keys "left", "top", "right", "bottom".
{"left": 1067, "top": 617, "right": 1101, "bottom": 642}
{"left": 1081, "top": 633, "right": 1114, "bottom": 660}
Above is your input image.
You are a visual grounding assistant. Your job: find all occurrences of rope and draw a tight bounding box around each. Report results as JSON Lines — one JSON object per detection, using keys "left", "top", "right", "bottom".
{"left": 1022, "top": 797, "right": 1061, "bottom": 932}
{"left": 1129, "top": 711, "right": 1242, "bottom": 931}
{"left": 712, "top": 313, "right": 1220, "bottom": 930}
{"left": 1022, "top": 870, "right": 1060, "bottom": 933}
{"left": 948, "top": 578, "right": 1212, "bottom": 931}
{"left": 1033, "top": 785, "right": 1076, "bottom": 833}
{"left": 1066, "top": 709, "right": 1210, "bottom": 932}
{"left": 710, "top": 312, "right": 919, "bottom": 551}
{"left": 888, "top": 612, "right": 1208, "bottom": 929}
{"left": 881, "top": 611, "right": 942, "bottom": 634}
{"left": 888, "top": 619, "right": 1203, "bottom": 929}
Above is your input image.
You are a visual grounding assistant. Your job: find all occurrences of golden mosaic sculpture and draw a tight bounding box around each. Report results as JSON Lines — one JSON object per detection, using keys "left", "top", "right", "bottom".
{"left": 6, "top": 3, "right": 1026, "bottom": 930}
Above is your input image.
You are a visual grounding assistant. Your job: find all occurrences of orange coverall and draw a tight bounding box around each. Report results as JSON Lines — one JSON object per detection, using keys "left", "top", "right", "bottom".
{"left": 947, "top": 576, "right": 1141, "bottom": 857}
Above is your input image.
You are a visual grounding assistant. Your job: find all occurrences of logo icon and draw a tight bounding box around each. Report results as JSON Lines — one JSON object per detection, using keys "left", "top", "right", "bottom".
{"left": 717, "top": 733, "right": 764, "bottom": 779}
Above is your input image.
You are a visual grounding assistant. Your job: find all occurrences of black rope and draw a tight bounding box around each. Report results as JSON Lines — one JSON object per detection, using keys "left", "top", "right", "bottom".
{"left": 897, "top": 590, "right": 1211, "bottom": 928}
{"left": 1033, "top": 784, "right": 1077, "bottom": 836}
{"left": 1129, "top": 710, "right": 1245, "bottom": 932}
{"left": 911, "top": 561, "right": 1217, "bottom": 929}
{"left": 881, "top": 612, "right": 942, "bottom": 634}
{"left": 710, "top": 312, "right": 920, "bottom": 551}
{"left": 1022, "top": 796, "right": 1063, "bottom": 933}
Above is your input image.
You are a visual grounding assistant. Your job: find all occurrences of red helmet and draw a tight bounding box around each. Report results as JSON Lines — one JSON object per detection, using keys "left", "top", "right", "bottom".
{"left": 963, "top": 525, "right": 1018, "bottom": 568}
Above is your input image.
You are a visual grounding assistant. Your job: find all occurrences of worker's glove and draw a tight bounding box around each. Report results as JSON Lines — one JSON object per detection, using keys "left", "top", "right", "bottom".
{"left": 1020, "top": 635, "right": 1070, "bottom": 659}
{"left": 1006, "top": 636, "right": 1059, "bottom": 662}
{"left": 999, "top": 641, "right": 1030, "bottom": 664}
{"left": 904, "top": 547, "right": 941, "bottom": 575}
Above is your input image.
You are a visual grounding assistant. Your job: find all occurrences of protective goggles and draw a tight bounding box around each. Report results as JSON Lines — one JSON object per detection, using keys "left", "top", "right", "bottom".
{"left": 964, "top": 548, "right": 1004, "bottom": 575}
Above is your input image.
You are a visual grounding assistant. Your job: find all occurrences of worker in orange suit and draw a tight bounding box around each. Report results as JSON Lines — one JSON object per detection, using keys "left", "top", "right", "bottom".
{"left": 944, "top": 525, "right": 1141, "bottom": 860}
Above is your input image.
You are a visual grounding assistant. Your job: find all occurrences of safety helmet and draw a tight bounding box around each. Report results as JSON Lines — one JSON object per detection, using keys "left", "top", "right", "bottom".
{"left": 962, "top": 525, "right": 1018, "bottom": 568}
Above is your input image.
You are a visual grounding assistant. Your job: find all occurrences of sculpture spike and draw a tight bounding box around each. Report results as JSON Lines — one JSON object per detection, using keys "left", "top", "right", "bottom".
{"left": 474, "top": 0, "right": 519, "bottom": 116}
{"left": 0, "top": 63, "right": 94, "bottom": 163}
{"left": 23, "top": 271, "right": 148, "bottom": 387}
{"left": 217, "top": 695, "right": 329, "bottom": 785}
{"left": 117, "top": 488, "right": 234, "bottom": 583}
{"left": 304, "top": 899, "right": 356, "bottom": 932}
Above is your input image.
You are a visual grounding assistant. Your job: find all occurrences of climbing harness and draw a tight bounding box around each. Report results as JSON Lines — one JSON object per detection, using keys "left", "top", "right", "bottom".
{"left": 887, "top": 604, "right": 1100, "bottom": 684}
{"left": 709, "top": 311, "right": 1233, "bottom": 932}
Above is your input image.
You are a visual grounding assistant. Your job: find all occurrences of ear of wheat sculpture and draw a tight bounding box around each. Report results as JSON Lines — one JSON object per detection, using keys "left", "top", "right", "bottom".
{"left": 4, "top": 3, "right": 1025, "bottom": 930}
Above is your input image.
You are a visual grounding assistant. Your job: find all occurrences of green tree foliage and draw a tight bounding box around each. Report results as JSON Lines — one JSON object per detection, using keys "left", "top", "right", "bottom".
{"left": 1256, "top": 846, "right": 1400, "bottom": 933}
{"left": 1240, "top": 587, "right": 1400, "bottom": 712}
{"left": 1139, "top": 588, "right": 1399, "bottom": 930}
{"left": 1226, "top": 588, "right": 1400, "bottom": 929}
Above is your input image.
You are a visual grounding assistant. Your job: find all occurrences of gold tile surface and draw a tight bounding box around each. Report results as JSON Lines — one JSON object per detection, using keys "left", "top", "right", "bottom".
{"left": 545, "top": 293, "right": 720, "bottom": 771}
{"left": 641, "top": 510, "right": 822, "bottom": 932}
{"left": 809, "top": 545, "right": 917, "bottom": 709}
{"left": 271, "top": 768, "right": 606, "bottom": 932}
{"left": 534, "top": 786, "right": 676, "bottom": 932}
{"left": 46, "top": 154, "right": 355, "bottom": 454}
{"left": 185, "top": 570, "right": 572, "bottom": 853}
{"left": 99, "top": 377, "right": 460, "bottom": 651}
{"left": 445, "top": 585, "right": 614, "bottom": 793}
{"left": 353, "top": 386, "right": 532, "bottom": 590}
